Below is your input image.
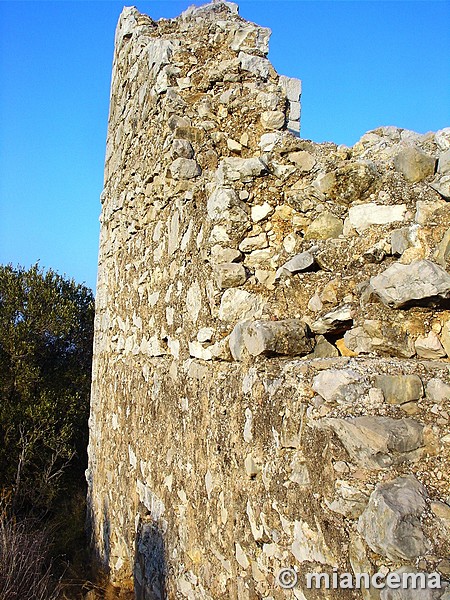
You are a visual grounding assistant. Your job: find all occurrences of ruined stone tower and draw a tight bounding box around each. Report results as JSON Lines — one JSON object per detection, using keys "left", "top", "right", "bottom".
{"left": 87, "top": 2, "right": 450, "bottom": 598}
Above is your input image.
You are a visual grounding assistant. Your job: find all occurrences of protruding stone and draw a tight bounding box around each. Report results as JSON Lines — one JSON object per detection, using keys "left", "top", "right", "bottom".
{"left": 313, "top": 161, "right": 378, "bottom": 205}
{"left": 348, "top": 203, "right": 407, "bottom": 233}
{"left": 426, "top": 378, "right": 450, "bottom": 402}
{"left": 311, "top": 305, "right": 353, "bottom": 334}
{"left": 369, "top": 260, "right": 450, "bottom": 308}
{"left": 260, "top": 110, "right": 285, "bottom": 130}
{"left": 275, "top": 251, "right": 315, "bottom": 278}
{"left": 172, "top": 138, "right": 194, "bottom": 158}
{"left": 244, "top": 455, "right": 260, "bottom": 478}
{"left": 197, "top": 327, "right": 214, "bottom": 343}
{"left": 218, "top": 289, "right": 264, "bottom": 322}
{"left": 358, "top": 475, "right": 430, "bottom": 561}
{"left": 214, "top": 263, "right": 247, "bottom": 288}
{"left": 235, "top": 542, "right": 250, "bottom": 570}
{"left": 242, "top": 319, "right": 312, "bottom": 357}
{"left": 374, "top": 374, "right": 423, "bottom": 405}
{"left": 431, "top": 175, "right": 450, "bottom": 201}
{"left": 415, "top": 199, "right": 445, "bottom": 225}
{"left": 251, "top": 202, "right": 273, "bottom": 222}
{"left": 207, "top": 187, "right": 242, "bottom": 221}
{"left": 238, "top": 233, "right": 268, "bottom": 253}
{"left": 227, "top": 138, "right": 242, "bottom": 152}
{"left": 259, "top": 132, "right": 281, "bottom": 152}
{"left": 216, "top": 157, "right": 268, "bottom": 183}
{"left": 288, "top": 151, "right": 315, "bottom": 171}
{"left": 391, "top": 225, "right": 419, "bottom": 256}
{"left": 312, "top": 369, "right": 364, "bottom": 405}
{"left": 238, "top": 51, "right": 270, "bottom": 79}
{"left": 312, "top": 335, "right": 339, "bottom": 358}
{"left": 229, "top": 320, "right": 251, "bottom": 361}
{"left": 304, "top": 211, "right": 344, "bottom": 240}
{"left": 207, "top": 336, "right": 233, "bottom": 362}
{"left": 170, "top": 157, "right": 201, "bottom": 179}
{"left": 210, "top": 245, "right": 242, "bottom": 264}
{"left": 278, "top": 75, "right": 301, "bottom": 102}
{"left": 188, "top": 340, "right": 213, "bottom": 360}
{"left": 438, "top": 149, "right": 450, "bottom": 176}
{"left": 344, "top": 321, "right": 416, "bottom": 358}
{"left": 322, "top": 416, "right": 424, "bottom": 469}
{"left": 393, "top": 147, "right": 436, "bottom": 183}
{"left": 415, "top": 331, "right": 446, "bottom": 359}
{"left": 255, "top": 269, "right": 276, "bottom": 289}
{"left": 326, "top": 480, "right": 369, "bottom": 518}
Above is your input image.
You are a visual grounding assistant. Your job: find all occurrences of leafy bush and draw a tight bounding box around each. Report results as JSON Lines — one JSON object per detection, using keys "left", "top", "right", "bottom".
{"left": 0, "top": 264, "right": 94, "bottom": 514}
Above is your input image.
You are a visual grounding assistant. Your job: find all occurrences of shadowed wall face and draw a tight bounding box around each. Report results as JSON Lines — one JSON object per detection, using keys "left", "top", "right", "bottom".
{"left": 87, "top": 2, "right": 450, "bottom": 598}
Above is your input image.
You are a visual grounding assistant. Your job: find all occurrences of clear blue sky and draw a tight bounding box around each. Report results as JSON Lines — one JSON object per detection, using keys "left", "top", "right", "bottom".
{"left": 0, "top": 1, "right": 449, "bottom": 292}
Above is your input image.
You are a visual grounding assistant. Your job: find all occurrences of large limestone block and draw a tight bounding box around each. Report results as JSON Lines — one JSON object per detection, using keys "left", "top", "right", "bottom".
{"left": 393, "top": 146, "right": 436, "bottom": 182}
{"left": 344, "top": 320, "right": 415, "bottom": 358}
{"left": 260, "top": 110, "right": 285, "bottom": 130}
{"left": 369, "top": 260, "right": 450, "bottom": 308}
{"left": 358, "top": 475, "right": 430, "bottom": 561}
{"left": 218, "top": 289, "right": 264, "bottom": 322}
{"left": 214, "top": 263, "right": 247, "bottom": 288}
{"left": 238, "top": 51, "right": 270, "bottom": 79}
{"left": 304, "top": 211, "right": 343, "bottom": 240}
{"left": 278, "top": 75, "right": 301, "bottom": 102}
{"left": 313, "top": 161, "right": 378, "bottom": 205}
{"left": 322, "top": 416, "right": 424, "bottom": 469}
{"left": 374, "top": 374, "right": 423, "bottom": 405}
{"left": 430, "top": 175, "right": 450, "bottom": 200}
{"left": 312, "top": 369, "right": 364, "bottom": 405}
{"left": 380, "top": 568, "right": 447, "bottom": 600}
{"left": 348, "top": 203, "right": 407, "bottom": 233}
{"left": 311, "top": 305, "right": 353, "bottom": 334}
{"left": 216, "top": 157, "right": 268, "bottom": 184}
{"left": 438, "top": 149, "right": 450, "bottom": 176}
{"left": 415, "top": 331, "right": 446, "bottom": 359}
{"left": 275, "top": 251, "right": 315, "bottom": 278}
{"left": 170, "top": 157, "right": 201, "bottom": 179}
{"left": 242, "top": 319, "right": 313, "bottom": 357}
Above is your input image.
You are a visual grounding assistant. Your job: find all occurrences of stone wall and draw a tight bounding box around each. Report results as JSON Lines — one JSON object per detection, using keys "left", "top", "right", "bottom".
{"left": 87, "top": 2, "right": 450, "bottom": 598}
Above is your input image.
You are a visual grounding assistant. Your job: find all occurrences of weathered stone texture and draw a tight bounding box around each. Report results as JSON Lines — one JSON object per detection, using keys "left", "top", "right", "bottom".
{"left": 88, "top": 2, "right": 450, "bottom": 598}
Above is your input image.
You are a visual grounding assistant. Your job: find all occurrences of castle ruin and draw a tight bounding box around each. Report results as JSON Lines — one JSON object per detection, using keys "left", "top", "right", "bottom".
{"left": 87, "top": 2, "right": 450, "bottom": 598}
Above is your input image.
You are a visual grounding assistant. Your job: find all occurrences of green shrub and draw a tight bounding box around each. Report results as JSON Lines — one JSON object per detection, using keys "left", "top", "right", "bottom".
{"left": 0, "top": 263, "right": 94, "bottom": 514}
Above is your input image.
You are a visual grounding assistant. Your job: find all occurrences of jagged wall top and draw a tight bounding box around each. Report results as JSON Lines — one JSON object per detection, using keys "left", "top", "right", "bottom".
{"left": 103, "top": 1, "right": 301, "bottom": 185}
